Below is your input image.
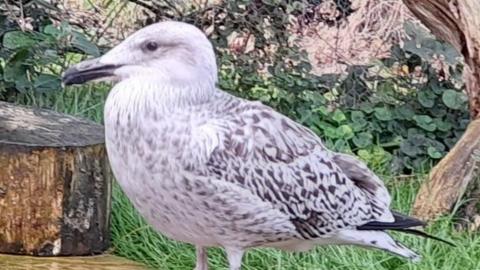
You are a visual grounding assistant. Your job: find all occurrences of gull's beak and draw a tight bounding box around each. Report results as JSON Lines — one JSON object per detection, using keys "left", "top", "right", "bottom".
{"left": 62, "top": 57, "right": 120, "bottom": 86}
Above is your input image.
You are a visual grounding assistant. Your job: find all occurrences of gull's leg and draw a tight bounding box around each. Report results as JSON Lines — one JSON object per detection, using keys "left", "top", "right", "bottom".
{"left": 225, "top": 247, "right": 244, "bottom": 270}
{"left": 194, "top": 246, "right": 208, "bottom": 270}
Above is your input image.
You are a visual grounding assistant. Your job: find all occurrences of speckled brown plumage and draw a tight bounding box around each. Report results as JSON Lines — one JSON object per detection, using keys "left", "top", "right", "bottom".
{"left": 63, "top": 21, "right": 422, "bottom": 270}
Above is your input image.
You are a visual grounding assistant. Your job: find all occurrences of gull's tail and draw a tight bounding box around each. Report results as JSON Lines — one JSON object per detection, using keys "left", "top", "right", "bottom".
{"left": 330, "top": 211, "right": 454, "bottom": 262}
{"left": 357, "top": 211, "right": 455, "bottom": 246}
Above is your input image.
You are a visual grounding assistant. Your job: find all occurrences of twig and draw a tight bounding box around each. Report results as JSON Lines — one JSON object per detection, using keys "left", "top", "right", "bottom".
{"left": 126, "top": 0, "right": 158, "bottom": 14}
{"left": 161, "top": 0, "right": 183, "bottom": 17}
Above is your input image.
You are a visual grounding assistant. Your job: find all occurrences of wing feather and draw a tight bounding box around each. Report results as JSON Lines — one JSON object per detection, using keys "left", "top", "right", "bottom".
{"left": 201, "top": 94, "right": 393, "bottom": 238}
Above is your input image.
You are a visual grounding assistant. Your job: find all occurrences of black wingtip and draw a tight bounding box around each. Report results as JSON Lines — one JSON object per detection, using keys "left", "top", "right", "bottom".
{"left": 396, "top": 229, "right": 456, "bottom": 247}
{"left": 358, "top": 211, "right": 426, "bottom": 230}
{"left": 357, "top": 211, "right": 454, "bottom": 246}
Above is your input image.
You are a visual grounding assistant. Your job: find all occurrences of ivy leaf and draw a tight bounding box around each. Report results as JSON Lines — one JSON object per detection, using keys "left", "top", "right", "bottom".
{"left": 417, "top": 90, "right": 435, "bottom": 108}
{"left": 442, "top": 89, "right": 467, "bottom": 110}
{"left": 394, "top": 105, "right": 415, "bottom": 120}
{"left": 360, "top": 104, "right": 374, "bottom": 114}
{"left": 333, "top": 139, "right": 349, "bottom": 152}
{"left": 352, "top": 132, "right": 373, "bottom": 148}
{"left": 434, "top": 118, "right": 452, "bottom": 132}
{"left": 351, "top": 111, "right": 365, "bottom": 122}
{"left": 336, "top": 125, "right": 354, "bottom": 139}
{"left": 324, "top": 127, "right": 338, "bottom": 139}
{"left": 427, "top": 146, "right": 443, "bottom": 159}
{"left": 413, "top": 115, "right": 436, "bottom": 131}
{"left": 400, "top": 139, "right": 420, "bottom": 157}
{"left": 350, "top": 111, "right": 367, "bottom": 131}
{"left": 374, "top": 107, "right": 393, "bottom": 121}
{"left": 332, "top": 110, "right": 347, "bottom": 123}
{"left": 357, "top": 149, "right": 371, "bottom": 162}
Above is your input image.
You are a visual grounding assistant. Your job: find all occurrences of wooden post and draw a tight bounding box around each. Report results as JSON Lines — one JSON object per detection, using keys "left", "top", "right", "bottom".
{"left": 0, "top": 101, "right": 112, "bottom": 256}
{"left": 402, "top": 0, "right": 480, "bottom": 221}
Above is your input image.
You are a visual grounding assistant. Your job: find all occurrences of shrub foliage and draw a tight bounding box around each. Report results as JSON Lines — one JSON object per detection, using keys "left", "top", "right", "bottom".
{"left": 0, "top": 0, "right": 469, "bottom": 173}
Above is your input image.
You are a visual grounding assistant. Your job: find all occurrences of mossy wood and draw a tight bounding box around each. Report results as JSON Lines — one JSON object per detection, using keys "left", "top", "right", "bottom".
{"left": 0, "top": 101, "right": 112, "bottom": 256}
{"left": 403, "top": 0, "right": 480, "bottom": 221}
{"left": 0, "top": 254, "right": 148, "bottom": 270}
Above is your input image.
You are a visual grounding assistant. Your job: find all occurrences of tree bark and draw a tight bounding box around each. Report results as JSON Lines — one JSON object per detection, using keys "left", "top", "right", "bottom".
{"left": 403, "top": 0, "right": 480, "bottom": 221}
{"left": 0, "top": 101, "right": 112, "bottom": 256}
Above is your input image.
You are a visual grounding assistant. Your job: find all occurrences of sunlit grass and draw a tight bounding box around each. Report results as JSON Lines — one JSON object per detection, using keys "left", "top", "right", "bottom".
{"left": 16, "top": 87, "right": 480, "bottom": 270}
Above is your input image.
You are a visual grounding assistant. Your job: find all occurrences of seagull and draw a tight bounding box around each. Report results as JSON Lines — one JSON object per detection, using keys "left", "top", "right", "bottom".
{"left": 62, "top": 21, "right": 451, "bottom": 270}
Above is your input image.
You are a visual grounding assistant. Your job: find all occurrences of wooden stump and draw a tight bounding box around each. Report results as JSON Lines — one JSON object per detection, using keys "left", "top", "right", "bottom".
{"left": 0, "top": 254, "right": 148, "bottom": 270}
{"left": 0, "top": 101, "right": 112, "bottom": 256}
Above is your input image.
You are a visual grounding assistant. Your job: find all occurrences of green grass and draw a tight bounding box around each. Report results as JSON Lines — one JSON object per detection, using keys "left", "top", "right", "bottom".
{"left": 15, "top": 88, "right": 480, "bottom": 270}
{"left": 110, "top": 178, "right": 480, "bottom": 270}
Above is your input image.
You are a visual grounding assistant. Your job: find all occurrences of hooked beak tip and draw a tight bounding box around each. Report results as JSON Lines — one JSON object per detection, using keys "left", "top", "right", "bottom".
{"left": 62, "top": 58, "right": 120, "bottom": 86}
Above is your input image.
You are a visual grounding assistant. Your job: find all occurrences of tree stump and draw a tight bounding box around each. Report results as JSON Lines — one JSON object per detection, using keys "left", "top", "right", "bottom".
{"left": 403, "top": 0, "right": 480, "bottom": 222}
{"left": 0, "top": 254, "right": 148, "bottom": 270}
{"left": 0, "top": 101, "right": 112, "bottom": 256}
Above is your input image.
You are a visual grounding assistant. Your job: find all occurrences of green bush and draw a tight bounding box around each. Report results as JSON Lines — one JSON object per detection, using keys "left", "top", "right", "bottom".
{"left": 0, "top": 4, "right": 99, "bottom": 101}
{"left": 230, "top": 59, "right": 468, "bottom": 174}
{"left": 1, "top": 1, "right": 470, "bottom": 174}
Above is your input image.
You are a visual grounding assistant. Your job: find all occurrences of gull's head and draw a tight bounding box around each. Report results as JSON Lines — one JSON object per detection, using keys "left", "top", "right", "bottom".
{"left": 62, "top": 21, "right": 217, "bottom": 87}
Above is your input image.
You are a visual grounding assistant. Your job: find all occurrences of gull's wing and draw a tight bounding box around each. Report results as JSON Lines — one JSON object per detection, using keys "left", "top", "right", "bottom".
{"left": 203, "top": 94, "right": 393, "bottom": 239}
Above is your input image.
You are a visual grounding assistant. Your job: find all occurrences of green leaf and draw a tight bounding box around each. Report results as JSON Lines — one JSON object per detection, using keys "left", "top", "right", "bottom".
{"left": 357, "top": 149, "right": 371, "bottom": 161}
{"left": 394, "top": 105, "right": 415, "bottom": 120}
{"left": 413, "top": 115, "right": 436, "bottom": 131}
{"left": 352, "top": 132, "right": 373, "bottom": 148}
{"left": 3, "top": 63, "right": 26, "bottom": 82}
{"left": 442, "top": 89, "right": 467, "bottom": 110}
{"left": 434, "top": 118, "right": 452, "bottom": 132}
{"left": 312, "top": 105, "right": 330, "bottom": 116}
{"left": 374, "top": 107, "right": 393, "bottom": 121}
{"left": 349, "top": 111, "right": 367, "bottom": 131}
{"left": 3, "top": 31, "right": 36, "bottom": 49}
{"left": 333, "top": 139, "right": 349, "bottom": 152}
{"left": 360, "top": 104, "right": 374, "bottom": 114}
{"left": 71, "top": 32, "right": 100, "bottom": 56}
{"left": 335, "top": 125, "right": 354, "bottom": 139}
{"left": 324, "top": 127, "right": 338, "bottom": 139}
{"left": 427, "top": 146, "right": 443, "bottom": 159}
{"left": 332, "top": 110, "right": 346, "bottom": 123}
{"left": 33, "top": 74, "right": 61, "bottom": 92}
{"left": 43, "top": 24, "right": 62, "bottom": 37}
{"left": 351, "top": 111, "right": 365, "bottom": 122}
{"left": 14, "top": 75, "right": 31, "bottom": 92}
{"left": 400, "top": 139, "right": 421, "bottom": 157}
{"left": 417, "top": 90, "right": 435, "bottom": 108}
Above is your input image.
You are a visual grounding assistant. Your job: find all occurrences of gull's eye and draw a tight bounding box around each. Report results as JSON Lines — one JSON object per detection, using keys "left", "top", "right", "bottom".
{"left": 144, "top": 41, "right": 159, "bottom": 52}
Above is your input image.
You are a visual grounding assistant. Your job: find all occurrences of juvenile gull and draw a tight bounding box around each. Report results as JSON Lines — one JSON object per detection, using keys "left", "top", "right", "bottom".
{"left": 63, "top": 21, "right": 450, "bottom": 270}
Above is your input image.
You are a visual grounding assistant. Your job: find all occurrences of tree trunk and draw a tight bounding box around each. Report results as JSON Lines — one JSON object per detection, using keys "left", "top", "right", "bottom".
{"left": 0, "top": 101, "right": 112, "bottom": 256}
{"left": 403, "top": 0, "right": 480, "bottom": 221}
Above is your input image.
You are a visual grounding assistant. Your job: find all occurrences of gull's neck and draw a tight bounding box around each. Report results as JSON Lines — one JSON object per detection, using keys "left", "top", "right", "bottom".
{"left": 107, "top": 76, "right": 217, "bottom": 116}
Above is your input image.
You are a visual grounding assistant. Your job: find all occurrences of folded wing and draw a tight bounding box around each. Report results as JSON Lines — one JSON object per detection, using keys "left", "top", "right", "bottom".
{"left": 203, "top": 95, "right": 394, "bottom": 239}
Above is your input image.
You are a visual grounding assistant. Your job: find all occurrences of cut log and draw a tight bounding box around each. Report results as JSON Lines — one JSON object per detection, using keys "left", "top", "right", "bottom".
{"left": 403, "top": 0, "right": 480, "bottom": 221}
{"left": 0, "top": 254, "right": 148, "bottom": 270}
{"left": 0, "top": 101, "right": 112, "bottom": 256}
